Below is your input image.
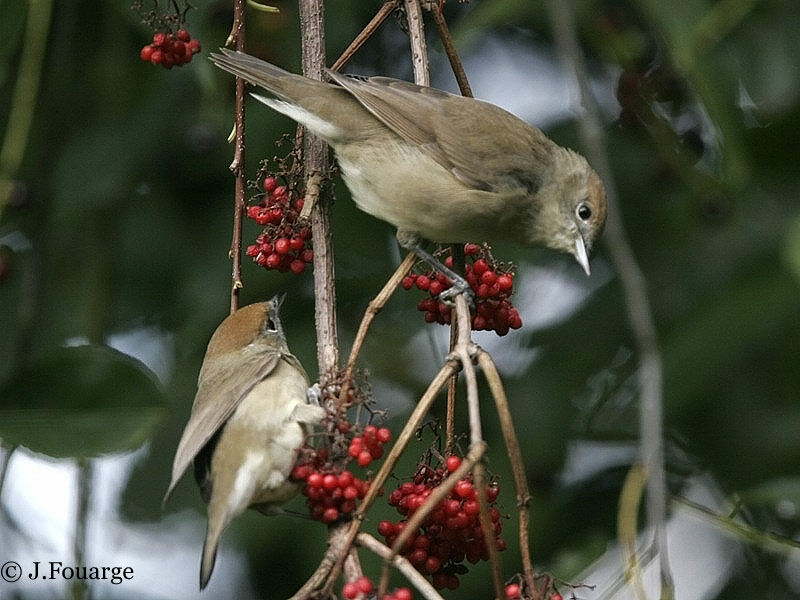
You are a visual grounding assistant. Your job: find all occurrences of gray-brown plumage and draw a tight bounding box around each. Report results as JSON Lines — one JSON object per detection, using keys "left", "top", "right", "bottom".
{"left": 164, "top": 295, "right": 325, "bottom": 589}
{"left": 210, "top": 49, "right": 606, "bottom": 275}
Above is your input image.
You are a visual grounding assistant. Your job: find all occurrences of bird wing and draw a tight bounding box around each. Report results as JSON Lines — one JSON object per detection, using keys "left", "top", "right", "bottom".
{"left": 325, "top": 71, "right": 552, "bottom": 193}
{"left": 163, "top": 350, "right": 282, "bottom": 504}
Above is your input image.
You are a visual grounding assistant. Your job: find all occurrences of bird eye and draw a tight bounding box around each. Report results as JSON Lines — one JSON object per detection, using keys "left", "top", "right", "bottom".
{"left": 577, "top": 202, "right": 592, "bottom": 221}
{"left": 266, "top": 318, "right": 277, "bottom": 332}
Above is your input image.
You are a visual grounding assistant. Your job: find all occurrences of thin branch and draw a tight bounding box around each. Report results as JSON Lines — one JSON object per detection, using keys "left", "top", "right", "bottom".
{"left": 544, "top": 2, "right": 673, "bottom": 597}
{"left": 477, "top": 351, "right": 536, "bottom": 596}
{"left": 358, "top": 533, "right": 445, "bottom": 600}
{"left": 228, "top": 0, "right": 247, "bottom": 313}
{"left": 331, "top": 1, "right": 399, "bottom": 72}
{"left": 427, "top": 5, "right": 472, "bottom": 96}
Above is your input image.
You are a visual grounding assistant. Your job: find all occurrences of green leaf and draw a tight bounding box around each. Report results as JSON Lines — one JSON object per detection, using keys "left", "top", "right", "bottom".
{"left": 0, "top": 345, "right": 167, "bottom": 458}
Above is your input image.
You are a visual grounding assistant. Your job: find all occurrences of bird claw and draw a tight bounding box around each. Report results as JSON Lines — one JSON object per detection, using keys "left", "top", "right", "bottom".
{"left": 437, "top": 279, "right": 475, "bottom": 308}
{"left": 307, "top": 383, "right": 322, "bottom": 406}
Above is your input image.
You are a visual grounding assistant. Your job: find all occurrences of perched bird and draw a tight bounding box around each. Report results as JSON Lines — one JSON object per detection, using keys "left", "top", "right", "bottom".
{"left": 210, "top": 49, "right": 607, "bottom": 280}
{"left": 164, "top": 294, "right": 325, "bottom": 589}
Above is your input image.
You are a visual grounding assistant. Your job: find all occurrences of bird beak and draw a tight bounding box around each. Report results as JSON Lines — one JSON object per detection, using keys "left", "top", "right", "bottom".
{"left": 575, "top": 236, "right": 591, "bottom": 276}
{"left": 270, "top": 291, "right": 287, "bottom": 308}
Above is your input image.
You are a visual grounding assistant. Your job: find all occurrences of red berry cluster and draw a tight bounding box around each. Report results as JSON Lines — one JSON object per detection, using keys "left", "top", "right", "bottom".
{"left": 291, "top": 449, "right": 371, "bottom": 524}
{"left": 245, "top": 176, "right": 313, "bottom": 274}
{"left": 378, "top": 456, "right": 505, "bottom": 590}
{"left": 348, "top": 425, "right": 392, "bottom": 467}
{"left": 402, "top": 243, "right": 523, "bottom": 336}
{"left": 342, "top": 577, "right": 412, "bottom": 600}
{"left": 140, "top": 29, "right": 201, "bottom": 68}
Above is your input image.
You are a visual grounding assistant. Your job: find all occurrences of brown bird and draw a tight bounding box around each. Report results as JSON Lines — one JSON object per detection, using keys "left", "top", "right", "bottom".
{"left": 210, "top": 49, "right": 606, "bottom": 282}
{"left": 164, "top": 295, "right": 325, "bottom": 589}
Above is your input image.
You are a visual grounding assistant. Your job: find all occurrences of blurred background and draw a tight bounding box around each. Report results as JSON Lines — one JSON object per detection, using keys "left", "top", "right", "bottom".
{"left": 1, "top": 0, "right": 799, "bottom": 599}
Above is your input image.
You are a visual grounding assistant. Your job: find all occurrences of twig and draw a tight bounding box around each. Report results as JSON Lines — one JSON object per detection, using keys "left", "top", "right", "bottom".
{"left": 228, "top": 0, "right": 247, "bottom": 313}
{"left": 477, "top": 351, "right": 536, "bottom": 596}
{"left": 330, "top": 1, "right": 399, "bottom": 72}
{"left": 544, "top": 1, "right": 674, "bottom": 597}
{"left": 404, "top": 0, "right": 430, "bottom": 86}
{"left": 377, "top": 441, "right": 488, "bottom": 597}
{"left": 358, "top": 533, "right": 445, "bottom": 600}
{"left": 427, "top": 4, "right": 473, "bottom": 96}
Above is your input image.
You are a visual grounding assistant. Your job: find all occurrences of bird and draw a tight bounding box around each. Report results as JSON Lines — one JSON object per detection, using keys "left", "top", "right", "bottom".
{"left": 164, "top": 294, "right": 326, "bottom": 589}
{"left": 210, "top": 49, "right": 607, "bottom": 283}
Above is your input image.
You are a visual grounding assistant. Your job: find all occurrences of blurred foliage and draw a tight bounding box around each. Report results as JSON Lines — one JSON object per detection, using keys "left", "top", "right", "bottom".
{"left": 1, "top": 0, "right": 799, "bottom": 599}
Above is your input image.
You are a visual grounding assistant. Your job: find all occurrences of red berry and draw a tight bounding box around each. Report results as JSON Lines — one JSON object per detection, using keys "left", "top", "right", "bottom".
{"left": 378, "top": 520, "right": 395, "bottom": 536}
{"left": 454, "top": 480, "right": 474, "bottom": 498}
{"left": 393, "top": 588, "right": 413, "bottom": 600}
{"left": 424, "top": 556, "right": 441, "bottom": 573}
{"left": 263, "top": 176, "right": 278, "bottom": 192}
{"left": 505, "top": 583, "right": 521, "bottom": 599}
{"left": 356, "top": 576, "right": 374, "bottom": 594}
{"left": 551, "top": 594, "right": 563, "bottom": 600}
{"left": 480, "top": 270, "right": 497, "bottom": 286}
{"left": 301, "top": 248, "right": 314, "bottom": 263}
{"left": 445, "top": 455, "right": 461, "bottom": 473}
{"left": 274, "top": 237, "right": 290, "bottom": 254}
{"left": 177, "top": 28, "right": 191, "bottom": 42}
{"left": 402, "top": 276, "right": 415, "bottom": 289}
{"left": 188, "top": 38, "right": 201, "bottom": 54}
{"left": 150, "top": 49, "right": 164, "bottom": 64}
{"left": 472, "top": 258, "right": 489, "bottom": 275}
{"left": 429, "top": 280, "right": 444, "bottom": 296}
{"left": 140, "top": 45, "right": 154, "bottom": 61}
{"left": 415, "top": 274, "right": 431, "bottom": 291}
{"left": 497, "top": 273, "right": 513, "bottom": 291}
{"left": 342, "top": 582, "right": 358, "bottom": 599}
{"left": 322, "top": 507, "right": 339, "bottom": 523}
{"left": 289, "top": 259, "right": 306, "bottom": 274}
{"left": 376, "top": 427, "right": 391, "bottom": 443}
{"left": 357, "top": 450, "right": 373, "bottom": 467}
{"left": 152, "top": 32, "right": 167, "bottom": 47}
{"left": 476, "top": 283, "right": 491, "bottom": 298}
{"left": 171, "top": 40, "right": 186, "bottom": 57}
{"left": 265, "top": 253, "right": 281, "bottom": 269}
{"left": 289, "top": 236, "right": 305, "bottom": 251}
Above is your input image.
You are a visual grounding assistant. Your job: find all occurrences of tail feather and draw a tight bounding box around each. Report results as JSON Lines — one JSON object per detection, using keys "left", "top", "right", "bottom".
{"left": 209, "top": 49, "right": 295, "bottom": 99}
{"left": 199, "top": 524, "right": 221, "bottom": 590}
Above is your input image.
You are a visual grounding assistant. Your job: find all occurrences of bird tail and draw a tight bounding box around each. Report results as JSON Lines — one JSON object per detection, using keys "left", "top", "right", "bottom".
{"left": 209, "top": 49, "right": 299, "bottom": 101}
{"left": 199, "top": 521, "right": 221, "bottom": 590}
